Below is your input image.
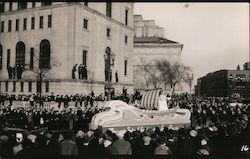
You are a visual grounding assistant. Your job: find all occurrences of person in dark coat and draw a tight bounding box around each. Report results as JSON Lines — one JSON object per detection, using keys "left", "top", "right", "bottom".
{"left": 78, "top": 64, "right": 81, "bottom": 79}
{"left": 83, "top": 65, "right": 87, "bottom": 80}
{"left": 103, "top": 135, "right": 113, "bottom": 155}
{"left": 7, "top": 66, "right": 13, "bottom": 79}
{"left": 12, "top": 66, "right": 16, "bottom": 79}
{"left": 60, "top": 131, "right": 79, "bottom": 155}
{"left": 88, "top": 129, "right": 105, "bottom": 155}
{"left": 72, "top": 64, "right": 77, "bottom": 79}
{"left": 76, "top": 133, "right": 92, "bottom": 155}
{"left": 138, "top": 136, "right": 154, "bottom": 156}
{"left": 16, "top": 65, "right": 23, "bottom": 79}
{"left": 20, "top": 65, "right": 24, "bottom": 78}
{"left": 105, "top": 67, "right": 109, "bottom": 81}
{"left": 178, "top": 130, "right": 199, "bottom": 155}
{"left": 115, "top": 71, "right": 118, "bottom": 83}
{"left": 109, "top": 131, "right": 132, "bottom": 155}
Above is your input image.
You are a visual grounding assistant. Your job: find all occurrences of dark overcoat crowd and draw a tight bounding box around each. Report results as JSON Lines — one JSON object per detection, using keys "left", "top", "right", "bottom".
{"left": 0, "top": 93, "right": 249, "bottom": 157}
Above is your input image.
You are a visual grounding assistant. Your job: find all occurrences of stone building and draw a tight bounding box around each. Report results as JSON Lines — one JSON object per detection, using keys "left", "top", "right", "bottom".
{"left": 133, "top": 14, "right": 183, "bottom": 90}
{"left": 0, "top": 2, "right": 134, "bottom": 95}
{"left": 195, "top": 69, "right": 250, "bottom": 98}
{"left": 134, "top": 14, "right": 164, "bottom": 38}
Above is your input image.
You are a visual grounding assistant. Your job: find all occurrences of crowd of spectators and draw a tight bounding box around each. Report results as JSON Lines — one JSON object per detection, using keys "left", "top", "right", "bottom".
{"left": 0, "top": 90, "right": 141, "bottom": 108}
{"left": 0, "top": 93, "right": 249, "bottom": 157}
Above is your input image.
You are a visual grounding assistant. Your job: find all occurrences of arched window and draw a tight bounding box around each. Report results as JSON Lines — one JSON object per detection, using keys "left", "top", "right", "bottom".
{"left": 16, "top": 41, "right": 25, "bottom": 67}
{"left": 39, "top": 39, "right": 50, "bottom": 68}
{"left": 0, "top": 44, "right": 2, "bottom": 69}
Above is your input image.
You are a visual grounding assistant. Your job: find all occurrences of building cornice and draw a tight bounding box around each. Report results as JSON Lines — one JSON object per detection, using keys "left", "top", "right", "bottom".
{"left": 0, "top": 78, "right": 134, "bottom": 87}
{"left": 134, "top": 43, "right": 183, "bottom": 48}
{"left": 0, "top": 2, "right": 134, "bottom": 32}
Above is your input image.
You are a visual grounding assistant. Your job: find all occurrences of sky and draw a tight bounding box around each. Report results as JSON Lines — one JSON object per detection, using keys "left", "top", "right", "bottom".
{"left": 134, "top": 3, "right": 249, "bottom": 84}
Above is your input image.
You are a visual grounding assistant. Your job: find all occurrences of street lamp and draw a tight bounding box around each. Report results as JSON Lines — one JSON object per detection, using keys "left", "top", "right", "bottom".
{"left": 104, "top": 51, "right": 115, "bottom": 100}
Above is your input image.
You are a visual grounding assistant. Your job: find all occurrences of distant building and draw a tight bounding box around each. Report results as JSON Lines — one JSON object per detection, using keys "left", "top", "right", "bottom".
{"left": 134, "top": 15, "right": 165, "bottom": 38}
{"left": 133, "top": 14, "right": 183, "bottom": 91}
{"left": 195, "top": 69, "right": 250, "bottom": 98}
{"left": 0, "top": 2, "right": 134, "bottom": 95}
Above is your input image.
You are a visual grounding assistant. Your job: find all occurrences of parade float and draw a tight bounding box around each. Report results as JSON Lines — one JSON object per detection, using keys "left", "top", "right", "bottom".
{"left": 90, "top": 90, "right": 191, "bottom": 131}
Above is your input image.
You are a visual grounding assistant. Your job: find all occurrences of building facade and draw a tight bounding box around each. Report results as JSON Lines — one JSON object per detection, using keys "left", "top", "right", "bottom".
{"left": 0, "top": 2, "right": 134, "bottom": 95}
{"left": 195, "top": 69, "right": 250, "bottom": 98}
{"left": 133, "top": 15, "right": 183, "bottom": 90}
{"left": 134, "top": 15, "right": 165, "bottom": 38}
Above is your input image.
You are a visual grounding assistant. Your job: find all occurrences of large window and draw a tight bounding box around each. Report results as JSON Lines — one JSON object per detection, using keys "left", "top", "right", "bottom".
{"left": 18, "top": 1, "right": 27, "bottom": 10}
{"left": 125, "top": 35, "right": 128, "bottom": 44}
{"left": 16, "top": 41, "right": 26, "bottom": 67}
{"left": 83, "top": 50, "right": 87, "bottom": 66}
{"left": 0, "top": 44, "right": 2, "bottom": 70}
{"left": 7, "top": 49, "right": 10, "bottom": 69}
{"left": 124, "top": 59, "right": 127, "bottom": 76}
{"left": 0, "top": 2, "right": 5, "bottom": 13}
{"left": 23, "top": 18, "right": 27, "bottom": 30}
{"left": 13, "top": 81, "right": 16, "bottom": 92}
{"left": 16, "top": 19, "right": 19, "bottom": 31}
{"left": 107, "top": 28, "right": 110, "bottom": 38}
{"left": 39, "top": 16, "right": 43, "bottom": 29}
{"left": 28, "top": 82, "right": 32, "bottom": 92}
{"left": 8, "top": 20, "right": 11, "bottom": 32}
{"left": 32, "top": 2, "right": 36, "bottom": 8}
{"left": 39, "top": 39, "right": 50, "bottom": 68}
{"left": 83, "top": 19, "right": 88, "bottom": 29}
{"left": 48, "top": 15, "right": 52, "bottom": 28}
{"left": 45, "top": 82, "right": 49, "bottom": 92}
{"left": 20, "top": 82, "right": 24, "bottom": 92}
{"left": 31, "top": 17, "right": 35, "bottom": 29}
{"left": 41, "top": 1, "right": 52, "bottom": 6}
{"left": 30, "top": 48, "right": 34, "bottom": 69}
{"left": 9, "top": 2, "right": 12, "bottom": 11}
{"left": 5, "top": 82, "right": 8, "bottom": 92}
{"left": 1, "top": 21, "right": 4, "bottom": 32}
{"left": 125, "top": 9, "right": 128, "bottom": 25}
{"left": 106, "top": 1, "right": 112, "bottom": 17}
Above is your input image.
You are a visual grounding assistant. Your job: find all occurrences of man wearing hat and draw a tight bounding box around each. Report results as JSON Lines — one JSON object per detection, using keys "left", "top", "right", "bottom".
{"left": 103, "top": 134, "right": 113, "bottom": 155}
{"left": 0, "top": 135, "right": 12, "bottom": 158}
{"left": 60, "top": 131, "right": 79, "bottom": 155}
{"left": 109, "top": 130, "right": 132, "bottom": 155}
{"left": 138, "top": 136, "right": 154, "bottom": 155}
{"left": 76, "top": 133, "right": 92, "bottom": 155}
{"left": 177, "top": 129, "right": 199, "bottom": 155}
{"left": 154, "top": 136, "right": 172, "bottom": 155}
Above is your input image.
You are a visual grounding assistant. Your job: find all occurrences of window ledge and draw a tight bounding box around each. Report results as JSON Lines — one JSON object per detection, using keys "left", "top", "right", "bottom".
{"left": 83, "top": 28, "right": 89, "bottom": 32}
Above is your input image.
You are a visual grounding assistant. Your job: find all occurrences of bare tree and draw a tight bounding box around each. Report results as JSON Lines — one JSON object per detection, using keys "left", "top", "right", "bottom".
{"left": 133, "top": 65, "right": 149, "bottom": 89}
{"left": 184, "top": 73, "right": 194, "bottom": 94}
{"left": 88, "top": 70, "right": 94, "bottom": 92}
{"left": 139, "top": 58, "right": 162, "bottom": 90}
{"left": 23, "top": 47, "right": 59, "bottom": 96}
{"left": 155, "top": 59, "right": 190, "bottom": 94}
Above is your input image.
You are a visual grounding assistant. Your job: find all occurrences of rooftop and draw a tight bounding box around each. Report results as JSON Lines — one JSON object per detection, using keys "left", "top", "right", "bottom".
{"left": 134, "top": 37, "right": 178, "bottom": 44}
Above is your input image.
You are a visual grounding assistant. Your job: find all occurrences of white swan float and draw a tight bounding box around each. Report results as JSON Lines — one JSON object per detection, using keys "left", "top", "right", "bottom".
{"left": 90, "top": 90, "right": 191, "bottom": 131}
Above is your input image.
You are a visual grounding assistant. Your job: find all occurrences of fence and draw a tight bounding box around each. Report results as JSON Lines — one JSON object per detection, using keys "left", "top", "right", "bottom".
{"left": 0, "top": 100, "right": 107, "bottom": 110}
